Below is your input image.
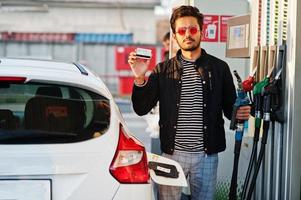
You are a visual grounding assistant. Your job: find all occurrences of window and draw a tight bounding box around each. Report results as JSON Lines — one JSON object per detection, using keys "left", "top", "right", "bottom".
{"left": 0, "top": 82, "right": 110, "bottom": 144}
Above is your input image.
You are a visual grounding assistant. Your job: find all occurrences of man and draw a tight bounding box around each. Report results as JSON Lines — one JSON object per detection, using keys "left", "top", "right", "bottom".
{"left": 162, "top": 32, "right": 170, "bottom": 61}
{"left": 128, "top": 5, "right": 250, "bottom": 200}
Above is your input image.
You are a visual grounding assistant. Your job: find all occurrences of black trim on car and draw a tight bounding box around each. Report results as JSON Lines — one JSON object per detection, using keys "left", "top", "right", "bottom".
{"left": 73, "top": 62, "right": 89, "bottom": 75}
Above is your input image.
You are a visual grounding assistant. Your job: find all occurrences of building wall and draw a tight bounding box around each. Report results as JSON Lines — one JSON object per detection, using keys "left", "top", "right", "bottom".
{"left": 0, "top": 2, "right": 158, "bottom": 44}
{"left": 194, "top": 0, "right": 250, "bottom": 78}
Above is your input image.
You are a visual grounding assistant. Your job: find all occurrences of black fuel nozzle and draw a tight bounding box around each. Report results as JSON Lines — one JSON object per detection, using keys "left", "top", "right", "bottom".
{"left": 262, "top": 68, "right": 283, "bottom": 122}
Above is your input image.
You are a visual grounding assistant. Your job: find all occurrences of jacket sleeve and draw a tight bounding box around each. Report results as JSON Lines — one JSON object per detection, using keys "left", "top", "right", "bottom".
{"left": 222, "top": 63, "right": 236, "bottom": 120}
{"left": 131, "top": 65, "right": 160, "bottom": 116}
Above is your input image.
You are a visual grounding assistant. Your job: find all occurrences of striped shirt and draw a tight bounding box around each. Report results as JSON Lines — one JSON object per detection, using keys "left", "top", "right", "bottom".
{"left": 175, "top": 56, "right": 204, "bottom": 153}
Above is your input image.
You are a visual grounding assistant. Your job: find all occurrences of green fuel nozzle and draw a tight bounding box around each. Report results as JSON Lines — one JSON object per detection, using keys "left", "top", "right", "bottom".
{"left": 253, "top": 77, "right": 270, "bottom": 128}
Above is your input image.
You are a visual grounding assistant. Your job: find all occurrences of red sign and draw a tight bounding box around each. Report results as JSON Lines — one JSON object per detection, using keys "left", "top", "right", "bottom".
{"left": 220, "top": 15, "right": 233, "bottom": 42}
{"left": 115, "top": 46, "right": 157, "bottom": 71}
{"left": 119, "top": 76, "right": 135, "bottom": 95}
{"left": 202, "top": 15, "right": 219, "bottom": 42}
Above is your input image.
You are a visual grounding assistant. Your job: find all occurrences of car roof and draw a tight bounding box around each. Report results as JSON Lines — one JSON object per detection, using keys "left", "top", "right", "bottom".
{"left": 0, "top": 57, "right": 80, "bottom": 72}
{"left": 0, "top": 57, "right": 112, "bottom": 99}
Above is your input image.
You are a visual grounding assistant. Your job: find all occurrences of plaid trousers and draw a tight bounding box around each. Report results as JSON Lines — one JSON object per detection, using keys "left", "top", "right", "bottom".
{"left": 158, "top": 151, "right": 218, "bottom": 200}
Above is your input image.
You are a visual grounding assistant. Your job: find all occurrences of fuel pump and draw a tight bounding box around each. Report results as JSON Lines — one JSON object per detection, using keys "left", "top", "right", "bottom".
{"left": 245, "top": 68, "right": 283, "bottom": 200}
{"left": 228, "top": 71, "right": 250, "bottom": 200}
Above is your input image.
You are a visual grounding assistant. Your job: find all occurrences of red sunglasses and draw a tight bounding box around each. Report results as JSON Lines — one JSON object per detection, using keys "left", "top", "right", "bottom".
{"left": 176, "top": 26, "right": 200, "bottom": 36}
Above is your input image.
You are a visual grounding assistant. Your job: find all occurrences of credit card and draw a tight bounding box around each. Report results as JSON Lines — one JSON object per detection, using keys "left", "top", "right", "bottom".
{"left": 136, "top": 48, "right": 152, "bottom": 59}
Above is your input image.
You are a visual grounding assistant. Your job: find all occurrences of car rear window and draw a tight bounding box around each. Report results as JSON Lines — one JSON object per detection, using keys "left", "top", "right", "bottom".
{"left": 0, "top": 82, "right": 110, "bottom": 144}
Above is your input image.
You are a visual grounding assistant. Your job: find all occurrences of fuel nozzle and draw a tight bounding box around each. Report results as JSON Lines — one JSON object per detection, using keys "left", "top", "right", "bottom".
{"left": 252, "top": 77, "right": 270, "bottom": 128}
{"left": 234, "top": 70, "right": 243, "bottom": 90}
{"left": 242, "top": 67, "right": 257, "bottom": 92}
{"left": 262, "top": 68, "right": 283, "bottom": 122}
{"left": 230, "top": 71, "right": 250, "bottom": 130}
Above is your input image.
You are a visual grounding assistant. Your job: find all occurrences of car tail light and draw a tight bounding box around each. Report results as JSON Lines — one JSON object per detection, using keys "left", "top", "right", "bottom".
{"left": 0, "top": 76, "right": 26, "bottom": 83}
{"left": 109, "top": 124, "right": 149, "bottom": 183}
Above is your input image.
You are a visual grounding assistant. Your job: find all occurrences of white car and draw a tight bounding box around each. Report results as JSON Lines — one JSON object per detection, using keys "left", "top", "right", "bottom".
{"left": 0, "top": 58, "right": 186, "bottom": 200}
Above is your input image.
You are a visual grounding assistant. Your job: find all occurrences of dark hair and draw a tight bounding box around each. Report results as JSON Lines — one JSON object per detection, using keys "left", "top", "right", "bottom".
{"left": 170, "top": 5, "right": 204, "bottom": 34}
{"left": 163, "top": 32, "right": 170, "bottom": 42}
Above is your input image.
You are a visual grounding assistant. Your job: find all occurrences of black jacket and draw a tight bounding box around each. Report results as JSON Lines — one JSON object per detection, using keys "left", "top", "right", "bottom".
{"left": 132, "top": 49, "right": 236, "bottom": 155}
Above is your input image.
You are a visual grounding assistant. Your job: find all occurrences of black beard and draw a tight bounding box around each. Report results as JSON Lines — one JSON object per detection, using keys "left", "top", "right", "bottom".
{"left": 176, "top": 37, "right": 201, "bottom": 52}
{"left": 181, "top": 44, "right": 199, "bottom": 51}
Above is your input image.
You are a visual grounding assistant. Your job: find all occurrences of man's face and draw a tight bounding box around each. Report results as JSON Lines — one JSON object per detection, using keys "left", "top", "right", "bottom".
{"left": 173, "top": 16, "right": 202, "bottom": 51}
{"left": 162, "top": 39, "right": 170, "bottom": 51}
